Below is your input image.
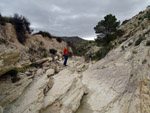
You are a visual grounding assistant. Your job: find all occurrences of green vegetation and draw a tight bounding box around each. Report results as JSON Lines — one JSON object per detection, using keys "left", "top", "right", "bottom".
{"left": 19, "top": 65, "right": 30, "bottom": 73}
{"left": 138, "top": 17, "right": 143, "bottom": 20}
{"left": 49, "top": 49, "right": 57, "bottom": 54}
{"left": 56, "top": 37, "right": 62, "bottom": 43}
{"left": 146, "top": 10, "right": 150, "bottom": 20}
{"left": 33, "top": 31, "right": 52, "bottom": 39}
{"left": 146, "top": 40, "right": 150, "bottom": 46}
{"left": 10, "top": 70, "right": 19, "bottom": 83}
{"left": 142, "top": 59, "right": 147, "bottom": 64}
{"left": 0, "top": 14, "right": 12, "bottom": 25}
{"left": 94, "top": 14, "right": 122, "bottom": 46}
{"left": 128, "top": 42, "right": 133, "bottom": 46}
{"left": 135, "top": 37, "right": 144, "bottom": 46}
{"left": 0, "top": 13, "right": 32, "bottom": 44}
{"left": 139, "top": 11, "right": 144, "bottom": 14}
{"left": 3, "top": 69, "right": 20, "bottom": 83}
{"left": 94, "top": 14, "right": 120, "bottom": 35}
{"left": 0, "top": 38, "right": 7, "bottom": 44}
{"left": 69, "top": 41, "right": 95, "bottom": 56}
{"left": 121, "top": 19, "right": 130, "bottom": 25}
{"left": 13, "top": 14, "right": 31, "bottom": 44}
{"left": 92, "top": 46, "right": 111, "bottom": 60}
{"left": 121, "top": 46, "right": 125, "bottom": 50}
{"left": 43, "top": 52, "right": 48, "bottom": 57}
{"left": 93, "top": 14, "right": 122, "bottom": 60}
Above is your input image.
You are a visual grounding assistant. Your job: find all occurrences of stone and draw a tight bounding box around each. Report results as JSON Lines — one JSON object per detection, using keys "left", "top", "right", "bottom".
{"left": 4, "top": 73, "right": 50, "bottom": 113}
{"left": 34, "top": 57, "right": 52, "bottom": 65}
{"left": 41, "top": 69, "right": 85, "bottom": 113}
{"left": 46, "top": 69, "right": 55, "bottom": 77}
{"left": 25, "top": 72, "right": 32, "bottom": 76}
{"left": 42, "top": 61, "right": 50, "bottom": 67}
{"left": 36, "top": 69, "right": 43, "bottom": 75}
{"left": 0, "top": 50, "right": 20, "bottom": 77}
{"left": 0, "top": 106, "right": 3, "bottom": 113}
{"left": 0, "top": 76, "right": 32, "bottom": 110}
{"left": 54, "top": 56, "right": 58, "bottom": 60}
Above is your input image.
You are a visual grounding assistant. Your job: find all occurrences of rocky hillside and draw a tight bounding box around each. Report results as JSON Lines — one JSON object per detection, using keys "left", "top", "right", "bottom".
{"left": 59, "top": 36, "right": 85, "bottom": 42}
{"left": 0, "top": 22, "right": 68, "bottom": 113}
{"left": 76, "top": 7, "right": 150, "bottom": 113}
{"left": 1, "top": 7, "right": 150, "bottom": 113}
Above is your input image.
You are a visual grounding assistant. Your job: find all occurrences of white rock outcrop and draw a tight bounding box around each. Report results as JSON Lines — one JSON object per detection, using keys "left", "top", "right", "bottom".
{"left": 0, "top": 49, "right": 20, "bottom": 77}
{"left": 41, "top": 69, "right": 85, "bottom": 113}
{"left": 76, "top": 35, "right": 150, "bottom": 113}
{"left": 4, "top": 73, "right": 50, "bottom": 113}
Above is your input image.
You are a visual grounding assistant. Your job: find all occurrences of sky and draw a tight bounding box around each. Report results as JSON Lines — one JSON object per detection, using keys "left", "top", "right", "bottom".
{"left": 0, "top": 0, "right": 150, "bottom": 40}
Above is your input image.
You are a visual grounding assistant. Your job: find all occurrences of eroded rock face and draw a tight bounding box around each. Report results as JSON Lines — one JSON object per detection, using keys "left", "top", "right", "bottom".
{"left": 4, "top": 72, "right": 50, "bottom": 113}
{"left": 76, "top": 35, "right": 150, "bottom": 113}
{"left": 0, "top": 74, "right": 32, "bottom": 112}
{"left": 41, "top": 69, "right": 85, "bottom": 113}
{"left": 0, "top": 50, "right": 20, "bottom": 77}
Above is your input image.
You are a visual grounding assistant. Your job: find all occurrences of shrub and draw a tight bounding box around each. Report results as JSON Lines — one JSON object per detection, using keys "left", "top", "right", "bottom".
{"left": 95, "top": 33, "right": 117, "bottom": 47}
{"left": 43, "top": 52, "right": 48, "bottom": 57}
{"left": 139, "top": 11, "right": 144, "bottom": 14}
{"left": 12, "top": 14, "right": 31, "bottom": 44}
{"left": 0, "top": 38, "right": 7, "bottom": 44}
{"left": 0, "top": 14, "right": 8, "bottom": 25}
{"left": 128, "top": 42, "right": 133, "bottom": 46}
{"left": 116, "top": 30, "right": 125, "bottom": 37}
{"left": 142, "top": 59, "right": 147, "bottom": 64}
{"left": 146, "top": 40, "right": 150, "bottom": 46}
{"left": 38, "top": 47, "right": 46, "bottom": 52}
{"left": 19, "top": 65, "right": 30, "bottom": 73}
{"left": 49, "top": 49, "right": 57, "bottom": 54}
{"left": 135, "top": 37, "right": 144, "bottom": 46}
{"left": 0, "top": 13, "right": 31, "bottom": 44}
{"left": 138, "top": 17, "right": 142, "bottom": 20}
{"left": 28, "top": 47, "right": 36, "bottom": 54}
{"left": 95, "top": 38, "right": 103, "bottom": 46}
{"left": 121, "top": 46, "right": 125, "bottom": 50}
{"left": 8, "top": 69, "right": 20, "bottom": 83}
{"left": 56, "top": 37, "right": 62, "bottom": 43}
{"left": 34, "top": 31, "right": 52, "bottom": 39}
{"left": 40, "top": 41, "right": 43, "bottom": 46}
{"left": 121, "top": 19, "right": 129, "bottom": 25}
{"left": 146, "top": 10, "right": 150, "bottom": 20}
{"left": 92, "top": 46, "right": 110, "bottom": 60}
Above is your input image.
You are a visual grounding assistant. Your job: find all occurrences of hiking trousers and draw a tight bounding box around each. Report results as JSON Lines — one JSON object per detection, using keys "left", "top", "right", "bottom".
{"left": 63, "top": 55, "right": 68, "bottom": 66}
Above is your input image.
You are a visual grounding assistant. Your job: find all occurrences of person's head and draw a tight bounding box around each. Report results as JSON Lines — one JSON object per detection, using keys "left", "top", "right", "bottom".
{"left": 66, "top": 45, "right": 69, "bottom": 49}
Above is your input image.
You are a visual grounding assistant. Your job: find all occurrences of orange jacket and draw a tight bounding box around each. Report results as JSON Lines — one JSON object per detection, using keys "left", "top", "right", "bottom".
{"left": 63, "top": 48, "right": 69, "bottom": 55}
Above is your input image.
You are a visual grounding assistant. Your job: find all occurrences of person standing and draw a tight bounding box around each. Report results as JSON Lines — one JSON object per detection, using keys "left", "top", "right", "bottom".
{"left": 89, "top": 50, "right": 92, "bottom": 62}
{"left": 63, "top": 45, "right": 69, "bottom": 66}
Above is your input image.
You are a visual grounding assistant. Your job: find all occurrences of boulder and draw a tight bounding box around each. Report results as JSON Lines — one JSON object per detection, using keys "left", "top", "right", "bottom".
{"left": 0, "top": 106, "right": 3, "bottom": 113}
{"left": 36, "top": 69, "right": 44, "bottom": 75}
{"left": 46, "top": 69, "right": 55, "bottom": 77}
{"left": 34, "top": 57, "right": 52, "bottom": 65}
{"left": 0, "top": 75, "right": 32, "bottom": 110}
{"left": 42, "top": 61, "right": 50, "bottom": 67}
{"left": 0, "top": 50, "right": 20, "bottom": 77}
{"left": 41, "top": 69, "right": 85, "bottom": 113}
{"left": 4, "top": 73, "right": 50, "bottom": 113}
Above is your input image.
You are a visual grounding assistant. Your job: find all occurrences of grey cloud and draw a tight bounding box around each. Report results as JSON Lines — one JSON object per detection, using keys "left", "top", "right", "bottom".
{"left": 0, "top": 0, "right": 150, "bottom": 39}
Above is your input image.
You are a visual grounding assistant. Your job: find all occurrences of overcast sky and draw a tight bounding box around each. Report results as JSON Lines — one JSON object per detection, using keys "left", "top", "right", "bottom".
{"left": 0, "top": 0, "right": 150, "bottom": 40}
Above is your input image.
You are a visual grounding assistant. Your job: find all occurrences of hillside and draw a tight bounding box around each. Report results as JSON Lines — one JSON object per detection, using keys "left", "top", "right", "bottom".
{"left": 58, "top": 36, "right": 85, "bottom": 42}
{"left": 76, "top": 7, "right": 150, "bottom": 113}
